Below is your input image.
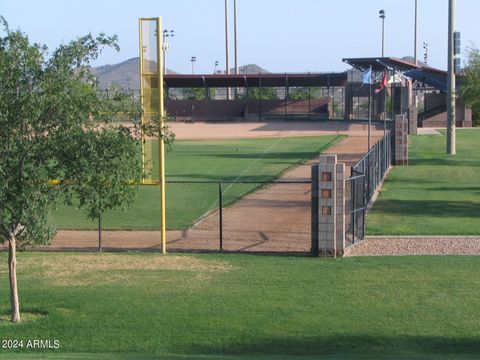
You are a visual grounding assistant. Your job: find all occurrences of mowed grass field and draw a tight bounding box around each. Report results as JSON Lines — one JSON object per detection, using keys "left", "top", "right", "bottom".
{"left": 53, "top": 135, "right": 341, "bottom": 230}
{"left": 367, "top": 129, "right": 480, "bottom": 235}
{"left": 1, "top": 253, "right": 480, "bottom": 359}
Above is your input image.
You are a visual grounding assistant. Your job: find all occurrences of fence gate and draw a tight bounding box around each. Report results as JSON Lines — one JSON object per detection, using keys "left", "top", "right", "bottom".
{"left": 345, "top": 131, "right": 392, "bottom": 247}
{"left": 345, "top": 169, "right": 366, "bottom": 246}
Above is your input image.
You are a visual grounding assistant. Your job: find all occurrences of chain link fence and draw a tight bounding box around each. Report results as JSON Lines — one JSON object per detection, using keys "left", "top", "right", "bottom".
{"left": 47, "top": 180, "right": 312, "bottom": 254}
{"left": 345, "top": 131, "right": 392, "bottom": 246}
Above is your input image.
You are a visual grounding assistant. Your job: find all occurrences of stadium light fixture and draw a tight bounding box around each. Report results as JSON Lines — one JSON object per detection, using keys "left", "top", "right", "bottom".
{"left": 379, "top": 10, "right": 386, "bottom": 57}
{"left": 162, "top": 29, "right": 174, "bottom": 75}
{"left": 191, "top": 56, "right": 197, "bottom": 74}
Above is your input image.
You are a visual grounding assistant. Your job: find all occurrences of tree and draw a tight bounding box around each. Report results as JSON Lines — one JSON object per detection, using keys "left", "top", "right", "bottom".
{"left": 459, "top": 47, "right": 480, "bottom": 126}
{"left": 58, "top": 125, "right": 142, "bottom": 228}
{"left": 288, "top": 87, "right": 309, "bottom": 100}
{"left": 0, "top": 18, "right": 162, "bottom": 322}
{"left": 183, "top": 88, "right": 215, "bottom": 100}
{"left": 247, "top": 87, "right": 278, "bottom": 100}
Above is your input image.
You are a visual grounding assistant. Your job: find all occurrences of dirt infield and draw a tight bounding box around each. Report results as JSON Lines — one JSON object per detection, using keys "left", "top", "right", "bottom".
{"left": 48, "top": 125, "right": 381, "bottom": 253}
{"left": 170, "top": 120, "right": 385, "bottom": 140}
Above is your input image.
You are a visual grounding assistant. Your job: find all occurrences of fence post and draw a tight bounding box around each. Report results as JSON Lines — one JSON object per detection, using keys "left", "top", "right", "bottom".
{"left": 352, "top": 175, "right": 356, "bottom": 244}
{"left": 98, "top": 212, "right": 102, "bottom": 252}
{"left": 310, "top": 164, "right": 319, "bottom": 257}
{"left": 362, "top": 173, "right": 366, "bottom": 239}
{"left": 219, "top": 181, "right": 223, "bottom": 251}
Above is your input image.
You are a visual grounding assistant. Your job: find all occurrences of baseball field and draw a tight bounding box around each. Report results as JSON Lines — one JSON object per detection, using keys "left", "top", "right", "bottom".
{"left": 52, "top": 134, "right": 342, "bottom": 231}
{"left": 52, "top": 121, "right": 384, "bottom": 231}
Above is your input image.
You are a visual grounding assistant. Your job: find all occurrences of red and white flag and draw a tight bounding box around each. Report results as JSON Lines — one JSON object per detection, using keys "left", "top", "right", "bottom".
{"left": 375, "top": 71, "right": 388, "bottom": 94}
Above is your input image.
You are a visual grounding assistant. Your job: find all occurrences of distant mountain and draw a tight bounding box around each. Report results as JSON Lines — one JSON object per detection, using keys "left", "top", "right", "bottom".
{"left": 401, "top": 56, "right": 425, "bottom": 67}
{"left": 90, "top": 58, "right": 177, "bottom": 90}
{"left": 91, "top": 58, "right": 270, "bottom": 90}
{"left": 232, "top": 64, "right": 270, "bottom": 74}
{"left": 213, "top": 64, "right": 270, "bottom": 74}
{"left": 91, "top": 58, "right": 138, "bottom": 90}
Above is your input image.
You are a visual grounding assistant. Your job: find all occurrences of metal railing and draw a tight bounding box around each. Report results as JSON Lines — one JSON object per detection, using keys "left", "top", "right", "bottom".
{"left": 345, "top": 131, "right": 392, "bottom": 246}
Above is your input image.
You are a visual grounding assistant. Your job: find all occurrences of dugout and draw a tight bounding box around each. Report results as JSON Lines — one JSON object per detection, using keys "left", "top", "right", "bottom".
{"left": 164, "top": 72, "right": 347, "bottom": 122}
{"left": 342, "top": 57, "right": 419, "bottom": 122}
{"left": 343, "top": 57, "right": 472, "bottom": 128}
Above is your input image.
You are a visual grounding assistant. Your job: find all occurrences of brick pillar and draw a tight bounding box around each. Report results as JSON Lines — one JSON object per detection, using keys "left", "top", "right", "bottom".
{"left": 394, "top": 115, "right": 408, "bottom": 165}
{"left": 408, "top": 106, "right": 418, "bottom": 135}
{"left": 318, "top": 154, "right": 345, "bottom": 257}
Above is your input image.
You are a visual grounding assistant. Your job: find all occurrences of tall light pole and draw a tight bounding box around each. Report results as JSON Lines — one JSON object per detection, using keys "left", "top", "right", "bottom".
{"left": 234, "top": 0, "right": 239, "bottom": 75}
{"left": 414, "top": 0, "right": 418, "bottom": 65}
{"left": 225, "top": 0, "right": 230, "bottom": 99}
{"left": 191, "top": 56, "right": 196, "bottom": 74}
{"left": 379, "top": 9, "right": 387, "bottom": 122}
{"left": 447, "top": 0, "right": 456, "bottom": 155}
{"left": 162, "top": 29, "right": 174, "bottom": 75}
{"left": 379, "top": 9, "right": 386, "bottom": 57}
{"left": 423, "top": 42, "right": 429, "bottom": 66}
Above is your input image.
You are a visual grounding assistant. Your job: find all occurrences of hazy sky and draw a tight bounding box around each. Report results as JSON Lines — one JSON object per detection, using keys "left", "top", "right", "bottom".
{"left": 1, "top": 0, "right": 479, "bottom": 73}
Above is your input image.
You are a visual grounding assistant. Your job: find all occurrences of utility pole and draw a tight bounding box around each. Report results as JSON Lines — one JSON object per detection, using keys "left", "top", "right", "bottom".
{"left": 447, "top": 0, "right": 456, "bottom": 155}
{"left": 234, "top": 0, "right": 238, "bottom": 74}
{"left": 225, "top": 0, "right": 230, "bottom": 100}
{"left": 414, "top": 0, "right": 418, "bottom": 65}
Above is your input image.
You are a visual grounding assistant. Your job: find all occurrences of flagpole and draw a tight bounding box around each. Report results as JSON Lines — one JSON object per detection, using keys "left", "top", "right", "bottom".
{"left": 368, "top": 81, "right": 371, "bottom": 151}
{"left": 384, "top": 70, "right": 387, "bottom": 136}
{"left": 383, "top": 71, "right": 388, "bottom": 172}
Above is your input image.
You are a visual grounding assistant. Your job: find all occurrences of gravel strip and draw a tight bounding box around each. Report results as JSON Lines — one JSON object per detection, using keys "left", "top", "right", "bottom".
{"left": 417, "top": 128, "right": 442, "bottom": 135}
{"left": 345, "top": 236, "right": 480, "bottom": 256}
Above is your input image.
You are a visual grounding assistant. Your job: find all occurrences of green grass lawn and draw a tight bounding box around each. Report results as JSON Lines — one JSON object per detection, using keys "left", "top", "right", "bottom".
{"left": 367, "top": 129, "right": 480, "bottom": 235}
{"left": 52, "top": 135, "right": 341, "bottom": 230}
{"left": 1, "top": 253, "right": 480, "bottom": 359}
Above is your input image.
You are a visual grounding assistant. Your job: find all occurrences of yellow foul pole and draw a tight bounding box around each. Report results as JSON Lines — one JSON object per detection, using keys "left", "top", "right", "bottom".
{"left": 139, "top": 17, "right": 167, "bottom": 253}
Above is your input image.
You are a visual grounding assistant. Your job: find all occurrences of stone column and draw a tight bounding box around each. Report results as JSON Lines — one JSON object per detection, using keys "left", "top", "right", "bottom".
{"left": 318, "top": 154, "right": 345, "bottom": 257}
{"left": 394, "top": 115, "right": 408, "bottom": 165}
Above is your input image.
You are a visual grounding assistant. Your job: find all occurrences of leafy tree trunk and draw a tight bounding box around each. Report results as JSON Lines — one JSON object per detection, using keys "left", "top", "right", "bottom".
{"left": 8, "top": 235, "right": 20, "bottom": 323}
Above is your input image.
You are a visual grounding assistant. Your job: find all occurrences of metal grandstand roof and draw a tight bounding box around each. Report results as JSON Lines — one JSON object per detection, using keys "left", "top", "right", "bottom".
{"left": 342, "top": 57, "right": 420, "bottom": 72}
{"left": 164, "top": 72, "right": 348, "bottom": 88}
{"left": 404, "top": 67, "right": 463, "bottom": 93}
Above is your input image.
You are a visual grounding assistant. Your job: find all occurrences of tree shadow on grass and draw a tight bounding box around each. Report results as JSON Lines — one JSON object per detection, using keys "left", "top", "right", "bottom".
{"left": 183, "top": 334, "right": 480, "bottom": 357}
{"left": 374, "top": 199, "right": 480, "bottom": 218}
{"left": 410, "top": 158, "right": 480, "bottom": 167}
{"left": 199, "top": 151, "right": 320, "bottom": 161}
{"left": 428, "top": 187, "right": 480, "bottom": 195}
